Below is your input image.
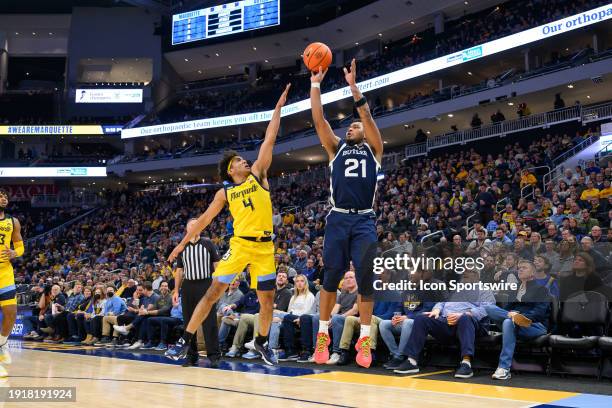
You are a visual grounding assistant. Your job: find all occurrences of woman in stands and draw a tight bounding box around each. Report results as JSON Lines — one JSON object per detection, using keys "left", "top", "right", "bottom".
{"left": 278, "top": 274, "right": 316, "bottom": 361}
{"left": 66, "top": 286, "right": 93, "bottom": 344}
{"left": 81, "top": 288, "right": 105, "bottom": 345}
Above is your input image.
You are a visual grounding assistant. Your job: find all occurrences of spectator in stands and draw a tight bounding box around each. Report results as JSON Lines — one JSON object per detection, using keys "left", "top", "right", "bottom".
{"left": 393, "top": 269, "right": 495, "bottom": 378}
{"left": 466, "top": 227, "right": 491, "bottom": 255}
{"left": 589, "top": 226, "right": 606, "bottom": 243}
{"left": 380, "top": 268, "right": 444, "bottom": 370}
{"left": 517, "top": 102, "right": 531, "bottom": 117}
{"left": 113, "top": 281, "right": 158, "bottom": 347}
{"left": 491, "top": 110, "right": 505, "bottom": 124}
{"left": 218, "top": 285, "right": 260, "bottom": 353}
{"left": 325, "top": 272, "right": 359, "bottom": 365}
{"left": 559, "top": 252, "right": 605, "bottom": 301}
{"left": 580, "top": 181, "right": 600, "bottom": 202}
{"left": 81, "top": 287, "right": 105, "bottom": 345}
{"left": 278, "top": 275, "right": 317, "bottom": 361}
{"left": 485, "top": 260, "right": 551, "bottom": 380}
{"left": 146, "top": 295, "right": 183, "bottom": 351}
{"left": 471, "top": 113, "right": 483, "bottom": 129}
{"left": 475, "top": 184, "right": 496, "bottom": 225}
{"left": 533, "top": 255, "right": 560, "bottom": 298}
{"left": 94, "top": 285, "right": 128, "bottom": 345}
{"left": 65, "top": 286, "right": 93, "bottom": 344}
{"left": 554, "top": 93, "right": 566, "bottom": 110}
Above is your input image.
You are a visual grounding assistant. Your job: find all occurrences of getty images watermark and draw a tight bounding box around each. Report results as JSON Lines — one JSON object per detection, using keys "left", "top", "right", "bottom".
{"left": 372, "top": 253, "right": 518, "bottom": 293}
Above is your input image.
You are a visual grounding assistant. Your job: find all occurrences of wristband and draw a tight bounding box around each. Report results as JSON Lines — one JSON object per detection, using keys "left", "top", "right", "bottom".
{"left": 354, "top": 97, "right": 367, "bottom": 108}
{"left": 311, "top": 83, "right": 320, "bottom": 89}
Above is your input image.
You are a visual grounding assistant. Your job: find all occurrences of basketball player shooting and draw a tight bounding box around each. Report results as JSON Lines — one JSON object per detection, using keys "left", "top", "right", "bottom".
{"left": 310, "top": 59, "right": 383, "bottom": 368}
{"left": 165, "top": 84, "right": 291, "bottom": 366}
{"left": 0, "top": 188, "right": 24, "bottom": 378}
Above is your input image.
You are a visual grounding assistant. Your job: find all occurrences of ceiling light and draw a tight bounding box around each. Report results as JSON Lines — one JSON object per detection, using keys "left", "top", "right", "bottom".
{"left": 184, "top": 58, "right": 189, "bottom": 62}
{"left": 464, "top": 1, "right": 469, "bottom": 4}
{"left": 586, "top": 95, "right": 591, "bottom": 99}
{"left": 228, "top": 65, "right": 232, "bottom": 69}
{"left": 286, "top": 152, "right": 291, "bottom": 156}
{"left": 383, "top": 141, "right": 388, "bottom": 144}
{"left": 426, "top": 130, "right": 431, "bottom": 134}
{"left": 507, "top": 102, "right": 514, "bottom": 106}
{"left": 264, "top": 59, "right": 269, "bottom": 63}
{"left": 198, "top": 69, "right": 203, "bottom": 74}
{"left": 447, "top": 113, "right": 454, "bottom": 117}
{"left": 32, "top": 32, "right": 36, "bottom": 35}
{"left": 49, "top": 32, "right": 53, "bottom": 35}
{"left": 410, "top": 21, "right": 415, "bottom": 25}
{"left": 215, "top": 53, "right": 219, "bottom": 57}
{"left": 15, "top": 32, "right": 19, "bottom": 35}
{"left": 355, "top": 42, "right": 359, "bottom": 46}
{"left": 567, "top": 84, "right": 574, "bottom": 88}
{"left": 252, "top": 46, "right": 257, "bottom": 51}
{"left": 308, "top": 158, "right": 313, "bottom": 161}
{"left": 378, "top": 33, "right": 382, "bottom": 37}
{"left": 467, "top": 71, "right": 472, "bottom": 76}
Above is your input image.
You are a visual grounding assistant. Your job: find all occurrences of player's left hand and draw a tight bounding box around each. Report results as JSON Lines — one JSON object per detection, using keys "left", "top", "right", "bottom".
{"left": 276, "top": 83, "right": 291, "bottom": 108}
{"left": 168, "top": 243, "right": 185, "bottom": 263}
{"left": 0, "top": 246, "right": 15, "bottom": 262}
{"left": 343, "top": 58, "right": 357, "bottom": 87}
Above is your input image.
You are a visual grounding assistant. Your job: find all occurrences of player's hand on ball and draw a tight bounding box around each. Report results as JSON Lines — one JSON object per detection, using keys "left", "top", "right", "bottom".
{"left": 311, "top": 66, "right": 327, "bottom": 84}
{"left": 168, "top": 244, "right": 185, "bottom": 262}
{"left": 276, "top": 83, "right": 291, "bottom": 107}
{"left": 343, "top": 58, "right": 357, "bottom": 86}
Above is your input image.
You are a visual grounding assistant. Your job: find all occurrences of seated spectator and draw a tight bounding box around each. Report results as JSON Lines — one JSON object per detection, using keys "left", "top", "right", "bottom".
{"left": 471, "top": 113, "right": 482, "bottom": 129}
{"left": 145, "top": 295, "right": 183, "bottom": 350}
{"left": 324, "top": 271, "right": 359, "bottom": 365}
{"left": 484, "top": 260, "right": 551, "bottom": 380}
{"left": 580, "top": 181, "right": 600, "bottom": 202}
{"left": 81, "top": 287, "right": 105, "bottom": 345}
{"left": 44, "top": 284, "right": 68, "bottom": 343}
{"left": 466, "top": 227, "right": 491, "bottom": 255}
{"left": 65, "top": 286, "right": 93, "bottom": 344}
{"left": 278, "top": 274, "right": 317, "bottom": 361}
{"left": 520, "top": 170, "right": 537, "bottom": 189}
{"left": 533, "top": 255, "right": 560, "bottom": 298}
{"left": 94, "top": 285, "right": 128, "bottom": 346}
{"left": 589, "top": 225, "right": 606, "bottom": 243}
{"left": 559, "top": 252, "right": 606, "bottom": 301}
{"left": 491, "top": 228, "right": 513, "bottom": 248}
{"left": 113, "top": 281, "right": 159, "bottom": 347}
{"left": 578, "top": 209, "right": 599, "bottom": 231}
{"left": 393, "top": 269, "right": 495, "bottom": 378}
{"left": 218, "top": 286, "right": 260, "bottom": 353}
{"left": 380, "top": 268, "right": 445, "bottom": 370}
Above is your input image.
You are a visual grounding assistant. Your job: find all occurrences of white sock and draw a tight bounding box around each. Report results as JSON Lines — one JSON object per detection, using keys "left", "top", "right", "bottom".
{"left": 462, "top": 358, "right": 471, "bottom": 367}
{"left": 0, "top": 335, "right": 7, "bottom": 347}
{"left": 318, "top": 320, "right": 329, "bottom": 334}
{"left": 360, "top": 325, "right": 371, "bottom": 338}
{"left": 408, "top": 357, "right": 417, "bottom": 366}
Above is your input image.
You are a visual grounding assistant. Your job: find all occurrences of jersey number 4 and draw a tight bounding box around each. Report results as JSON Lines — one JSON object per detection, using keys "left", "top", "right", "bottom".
{"left": 242, "top": 197, "right": 255, "bottom": 210}
{"left": 345, "top": 158, "right": 367, "bottom": 178}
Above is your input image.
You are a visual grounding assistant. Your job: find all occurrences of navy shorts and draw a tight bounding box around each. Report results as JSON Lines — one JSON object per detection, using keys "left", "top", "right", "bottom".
{"left": 322, "top": 210, "right": 377, "bottom": 296}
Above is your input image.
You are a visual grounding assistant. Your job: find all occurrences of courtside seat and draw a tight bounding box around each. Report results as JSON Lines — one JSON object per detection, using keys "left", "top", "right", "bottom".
{"left": 475, "top": 332, "right": 502, "bottom": 346}
{"left": 549, "top": 335, "right": 600, "bottom": 349}
{"left": 518, "top": 333, "right": 550, "bottom": 347}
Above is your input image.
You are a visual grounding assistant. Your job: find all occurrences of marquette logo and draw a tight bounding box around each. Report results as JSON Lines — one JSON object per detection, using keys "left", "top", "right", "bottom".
{"left": 462, "top": 46, "right": 483, "bottom": 61}
{"left": 230, "top": 185, "right": 257, "bottom": 200}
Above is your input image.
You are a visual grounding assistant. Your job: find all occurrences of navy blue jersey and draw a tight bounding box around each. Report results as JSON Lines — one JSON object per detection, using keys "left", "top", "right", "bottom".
{"left": 329, "top": 141, "right": 380, "bottom": 210}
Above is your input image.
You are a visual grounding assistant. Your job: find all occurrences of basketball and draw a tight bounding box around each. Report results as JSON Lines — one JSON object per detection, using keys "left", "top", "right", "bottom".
{"left": 303, "top": 42, "right": 332, "bottom": 72}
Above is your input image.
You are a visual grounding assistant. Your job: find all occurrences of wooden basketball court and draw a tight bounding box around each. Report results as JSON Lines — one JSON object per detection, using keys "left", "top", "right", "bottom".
{"left": 1, "top": 340, "right": 610, "bottom": 408}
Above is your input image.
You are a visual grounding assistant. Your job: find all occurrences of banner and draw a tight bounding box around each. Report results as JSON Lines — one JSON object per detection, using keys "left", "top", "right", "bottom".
{"left": 3, "top": 185, "right": 58, "bottom": 201}
{"left": 75, "top": 89, "right": 143, "bottom": 104}
{"left": 0, "top": 125, "right": 122, "bottom": 135}
{"left": 0, "top": 167, "right": 107, "bottom": 178}
{"left": 122, "top": 4, "right": 612, "bottom": 139}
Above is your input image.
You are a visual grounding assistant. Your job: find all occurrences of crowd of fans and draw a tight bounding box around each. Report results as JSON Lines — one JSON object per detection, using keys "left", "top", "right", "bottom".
{"left": 145, "top": 0, "right": 605, "bottom": 127}
{"left": 12, "top": 119, "right": 611, "bottom": 377}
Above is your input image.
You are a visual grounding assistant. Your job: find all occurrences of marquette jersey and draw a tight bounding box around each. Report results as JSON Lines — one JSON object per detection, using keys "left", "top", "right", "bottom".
{"left": 0, "top": 216, "right": 14, "bottom": 267}
{"left": 329, "top": 141, "right": 380, "bottom": 210}
{"left": 224, "top": 173, "right": 273, "bottom": 238}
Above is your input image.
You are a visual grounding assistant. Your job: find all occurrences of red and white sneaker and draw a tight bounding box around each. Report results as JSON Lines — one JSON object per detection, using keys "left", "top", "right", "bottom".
{"left": 313, "top": 332, "right": 330, "bottom": 364}
{"left": 355, "top": 336, "right": 372, "bottom": 368}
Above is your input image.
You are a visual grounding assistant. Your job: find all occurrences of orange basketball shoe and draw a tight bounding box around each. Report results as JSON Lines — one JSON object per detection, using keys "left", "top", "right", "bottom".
{"left": 313, "top": 332, "right": 330, "bottom": 364}
{"left": 355, "top": 336, "right": 372, "bottom": 368}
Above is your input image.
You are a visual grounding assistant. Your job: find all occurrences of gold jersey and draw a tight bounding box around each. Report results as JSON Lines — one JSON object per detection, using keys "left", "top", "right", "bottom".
{"left": 225, "top": 174, "right": 273, "bottom": 239}
{"left": 0, "top": 216, "right": 14, "bottom": 265}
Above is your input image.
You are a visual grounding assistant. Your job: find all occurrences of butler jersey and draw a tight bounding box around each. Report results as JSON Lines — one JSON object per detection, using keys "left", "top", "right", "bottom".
{"left": 329, "top": 141, "right": 380, "bottom": 210}
{"left": 223, "top": 173, "right": 273, "bottom": 238}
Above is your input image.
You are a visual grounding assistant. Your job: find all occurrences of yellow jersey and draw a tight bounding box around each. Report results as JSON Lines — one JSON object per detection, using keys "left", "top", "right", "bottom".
{"left": 0, "top": 215, "right": 14, "bottom": 266}
{"left": 225, "top": 173, "right": 273, "bottom": 239}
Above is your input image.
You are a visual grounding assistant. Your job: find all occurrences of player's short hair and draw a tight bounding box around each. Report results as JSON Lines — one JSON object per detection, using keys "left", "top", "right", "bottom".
{"left": 0, "top": 188, "right": 8, "bottom": 198}
{"left": 219, "top": 150, "right": 239, "bottom": 182}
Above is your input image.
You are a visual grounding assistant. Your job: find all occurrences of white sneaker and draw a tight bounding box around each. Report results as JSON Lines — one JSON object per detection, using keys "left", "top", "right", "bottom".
{"left": 326, "top": 352, "right": 341, "bottom": 365}
{"left": 113, "top": 325, "right": 129, "bottom": 336}
{"left": 127, "top": 341, "right": 143, "bottom": 350}
{"left": 245, "top": 339, "right": 256, "bottom": 351}
{"left": 0, "top": 365, "right": 7, "bottom": 378}
{"left": 0, "top": 343, "right": 11, "bottom": 365}
{"left": 492, "top": 367, "right": 511, "bottom": 380}
{"left": 225, "top": 346, "right": 240, "bottom": 358}
{"left": 308, "top": 355, "right": 316, "bottom": 363}
{"left": 242, "top": 351, "right": 259, "bottom": 359}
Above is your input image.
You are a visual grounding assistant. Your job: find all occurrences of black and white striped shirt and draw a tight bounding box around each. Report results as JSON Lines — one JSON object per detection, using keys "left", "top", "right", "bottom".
{"left": 176, "top": 238, "right": 220, "bottom": 280}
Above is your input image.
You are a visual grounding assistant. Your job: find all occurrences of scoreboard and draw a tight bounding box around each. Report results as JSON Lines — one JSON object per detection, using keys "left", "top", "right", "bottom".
{"left": 172, "top": 0, "right": 280, "bottom": 45}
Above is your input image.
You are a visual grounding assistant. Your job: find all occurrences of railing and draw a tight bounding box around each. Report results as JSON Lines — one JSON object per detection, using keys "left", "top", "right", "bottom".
{"left": 382, "top": 152, "right": 402, "bottom": 170}
{"left": 525, "top": 165, "right": 551, "bottom": 192}
{"left": 25, "top": 208, "right": 100, "bottom": 247}
{"left": 405, "top": 143, "right": 427, "bottom": 158}
{"left": 465, "top": 213, "right": 478, "bottom": 231}
{"left": 420, "top": 230, "right": 443, "bottom": 245}
{"left": 582, "top": 102, "right": 612, "bottom": 124}
{"left": 281, "top": 206, "right": 300, "bottom": 216}
{"left": 521, "top": 184, "right": 535, "bottom": 200}
{"left": 543, "top": 134, "right": 600, "bottom": 191}
{"left": 426, "top": 105, "right": 583, "bottom": 152}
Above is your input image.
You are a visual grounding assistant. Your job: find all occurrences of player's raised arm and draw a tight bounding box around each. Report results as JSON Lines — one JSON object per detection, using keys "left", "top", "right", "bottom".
{"left": 167, "top": 188, "right": 227, "bottom": 262}
{"left": 344, "top": 58, "right": 383, "bottom": 162}
{"left": 310, "top": 67, "right": 341, "bottom": 160}
{"left": 251, "top": 83, "right": 291, "bottom": 179}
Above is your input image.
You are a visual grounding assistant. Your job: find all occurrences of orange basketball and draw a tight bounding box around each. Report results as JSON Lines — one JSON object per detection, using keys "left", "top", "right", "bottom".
{"left": 303, "top": 42, "right": 332, "bottom": 72}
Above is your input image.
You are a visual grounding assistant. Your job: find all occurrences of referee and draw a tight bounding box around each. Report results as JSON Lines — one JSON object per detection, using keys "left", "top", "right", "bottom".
{"left": 173, "top": 218, "right": 221, "bottom": 367}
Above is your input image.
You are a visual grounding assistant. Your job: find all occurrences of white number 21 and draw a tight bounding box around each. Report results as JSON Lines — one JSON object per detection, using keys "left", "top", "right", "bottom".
{"left": 345, "top": 158, "right": 366, "bottom": 178}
